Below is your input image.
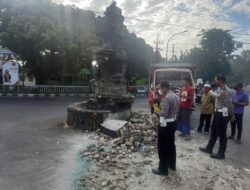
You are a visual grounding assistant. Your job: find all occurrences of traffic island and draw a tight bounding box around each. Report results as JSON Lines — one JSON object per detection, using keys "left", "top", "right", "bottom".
{"left": 66, "top": 95, "right": 134, "bottom": 131}
{"left": 67, "top": 101, "right": 110, "bottom": 131}
{"left": 66, "top": 44, "right": 134, "bottom": 132}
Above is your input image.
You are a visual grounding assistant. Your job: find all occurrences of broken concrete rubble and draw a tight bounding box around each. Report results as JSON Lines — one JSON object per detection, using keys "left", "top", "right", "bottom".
{"left": 77, "top": 111, "right": 250, "bottom": 190}
{"left": 77, "top": 112, "right": 158, "bottom": 189}
{"left": 100, "top": 120, "right": 129, "bottom": 138}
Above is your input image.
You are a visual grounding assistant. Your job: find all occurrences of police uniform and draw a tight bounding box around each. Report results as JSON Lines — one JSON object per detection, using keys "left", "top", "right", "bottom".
{"left": 201, "top": 85, "right": 233, "bottom": 159}
{"left": 157, "top": 90, "right": 179, "bottom": 174}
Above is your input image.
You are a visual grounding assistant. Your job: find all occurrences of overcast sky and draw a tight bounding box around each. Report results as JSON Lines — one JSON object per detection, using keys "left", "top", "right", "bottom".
{"left": 52, "top": 0, "right": 250, "bottom": 57}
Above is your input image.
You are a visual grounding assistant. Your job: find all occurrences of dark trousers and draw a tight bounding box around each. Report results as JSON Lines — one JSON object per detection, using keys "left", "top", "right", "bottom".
{"left": 151, "top": 107, "right": 154, "bottom": 114}
{"left": 207, "top": 112, "right": 229, "bottom": 154}
{"left": 198, "top": 114, "right": 212, "bottom": 132}
{"left": 158, "top": 121, "right": 177, "bottom": 173}
{"left": 230, "top": 113, "right": 243, "bottom": 140}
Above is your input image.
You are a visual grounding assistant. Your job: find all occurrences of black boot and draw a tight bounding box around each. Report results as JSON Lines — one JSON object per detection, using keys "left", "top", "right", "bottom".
{"left": 152, "top": 168, "right": 168, "bottom": 176}
{"left": 197, "top": 127, "right": 202, "bottom": 133}
{"left": 199, "top": 147, "right": 212, "bottom": 154}
{"left": 210, "top": 152, "right": 225, "bottom": 159}
{"left": 168, "top": 165, "right": 176, "bottom": 171}
{"left": 236, "top": 139, "right": 242, "bottom": 144}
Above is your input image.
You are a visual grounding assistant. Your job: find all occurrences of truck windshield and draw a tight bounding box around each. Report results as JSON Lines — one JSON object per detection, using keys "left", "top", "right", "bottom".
{"left": 155, "top": 71, "right": 192, "bottom": 89}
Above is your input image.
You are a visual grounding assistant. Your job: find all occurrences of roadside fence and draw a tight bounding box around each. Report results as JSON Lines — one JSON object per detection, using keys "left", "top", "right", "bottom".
{"left": 0, "top": 85, "right": 91, "bottom": 94}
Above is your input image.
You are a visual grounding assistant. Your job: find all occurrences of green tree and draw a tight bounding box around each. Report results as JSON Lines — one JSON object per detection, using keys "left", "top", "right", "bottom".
{"left": 231, "top": 50, "right": 250, "bottom": 84}
{"left": 200, "top": 29, "right": 235, "bottom": 55}
{"left": 198, "top": 29, "right": 235, "bottom": 81}
{"left": 0, "top": 0, "right": 159, "bottom": 85}
{"left": 0, "top": 0, "right": 98, "bottom": 84}
{"left": 180, "top": 29, "right": 235, "bottom": 82}
{"left": 241, "top": 50, "right": 250, "bottom": 62}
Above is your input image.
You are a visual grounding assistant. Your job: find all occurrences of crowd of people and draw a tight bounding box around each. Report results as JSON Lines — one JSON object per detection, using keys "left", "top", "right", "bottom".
{"left": 150, "top": 74, "right": 249, "bottom": 176}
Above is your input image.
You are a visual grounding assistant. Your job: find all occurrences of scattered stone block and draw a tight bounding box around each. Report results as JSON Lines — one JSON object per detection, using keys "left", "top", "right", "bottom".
{"left": 100, "top": 120, "right": 129, "bottom": 138}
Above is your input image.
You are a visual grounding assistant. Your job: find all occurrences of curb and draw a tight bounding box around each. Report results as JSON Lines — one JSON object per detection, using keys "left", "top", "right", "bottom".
{"left": 0, "top": 93, "right": 146, "bottom": 98}
{"left": 134, "top": 94, "right": 147, "bottom": 97}
{"left": 0, "top": 93, "right": 95, "bottom": 98}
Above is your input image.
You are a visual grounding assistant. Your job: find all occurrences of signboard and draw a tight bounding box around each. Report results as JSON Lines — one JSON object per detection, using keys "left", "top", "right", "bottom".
{"left": 235, "top": 42, "right": 243, "bottom": 48}
{"left": 0, "top": 52, "right": 15, "bottom": 70}
{"left": 0, "top": 59, "right": 3, "bottom": 70}
{"left": 0, "top": 54, "right": 6, "bottom": 70}
{"left": 235, "top": 42, "right": 243, "bottom": 49}
{"left": 2, "top": 60, "right": 19, "bottom": 85}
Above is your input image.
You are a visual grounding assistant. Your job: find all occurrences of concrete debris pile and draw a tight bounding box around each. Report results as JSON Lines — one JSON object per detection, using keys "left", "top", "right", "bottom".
{"left": 77, "top": 111, "right": 250, "bottom": 190}
{"left": 81, "top": 111, "right": 159, "bottom": 161}
{"left": 79, "top": 111, "right": 159, "bottom": 189}
{"left": 79, "top": 154, "right": 153, "bottom": 190}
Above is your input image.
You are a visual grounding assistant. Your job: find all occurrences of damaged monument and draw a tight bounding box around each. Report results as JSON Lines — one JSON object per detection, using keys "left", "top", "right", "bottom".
{"left": 67, "top": 1, "right": 134, "bottom": 133}
{"left": 67, "top": 44, "right": 134, "bottom": 132}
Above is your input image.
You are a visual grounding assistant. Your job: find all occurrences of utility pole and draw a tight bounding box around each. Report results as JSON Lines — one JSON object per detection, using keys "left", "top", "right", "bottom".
{"left": 172, "top": 44, "right": 175, "bottom": 61}
{"left": 155, "top": 33, "right": 159, "bottom": 52}
{"left": 154, "top": 33, "right": 163, "bottom": 63}
{"left": 166, "top": 30, "right": 188, "bottom": 62}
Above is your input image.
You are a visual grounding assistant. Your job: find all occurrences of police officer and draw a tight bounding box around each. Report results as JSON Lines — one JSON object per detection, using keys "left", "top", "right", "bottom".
{"left": 152, "top": 81, "right": 179, "bottom": 176}
{"left": 199, "top": 74, "right": 233, "bottom": 159}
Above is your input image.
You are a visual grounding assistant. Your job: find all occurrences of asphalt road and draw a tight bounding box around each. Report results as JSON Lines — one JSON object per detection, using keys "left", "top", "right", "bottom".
{"left": 0, "top": 96, "right": 250, "bottom": 190}
{"left": 0, "top": 97, "right": 93, "bottom": 190}
{"left": 228, "top": 102, "right": 250, "bottom": 168}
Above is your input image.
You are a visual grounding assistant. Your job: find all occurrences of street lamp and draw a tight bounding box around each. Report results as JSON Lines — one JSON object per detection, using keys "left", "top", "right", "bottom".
{"left": 92, "top": 60, "right": 98, "bottom": 67}
{"left": 18, "top": 60, "right": 27, "bottom": 93}
{"left": 91, "top": 59, "right": 99, "bottom": 79}
{"left": 166, "top": 30, "right": 188, "bottom": 62}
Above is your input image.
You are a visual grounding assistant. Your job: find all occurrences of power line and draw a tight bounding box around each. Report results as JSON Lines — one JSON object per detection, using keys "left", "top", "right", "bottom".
{"left": 89, "top": 10, "right": 250, "bottom": 37}
{"left": 91, "top": 10, "right": 203, "bottom": 30}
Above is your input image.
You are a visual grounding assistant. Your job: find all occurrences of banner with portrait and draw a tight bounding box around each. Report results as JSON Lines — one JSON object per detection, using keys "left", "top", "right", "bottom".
{"left": 2, "top": 60, "right": 19, "bottom": 85}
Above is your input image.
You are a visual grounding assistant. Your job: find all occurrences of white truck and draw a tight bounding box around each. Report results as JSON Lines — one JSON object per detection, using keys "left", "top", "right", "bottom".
{"left": 148, "top": 63, "right": 196, "bottom": 107}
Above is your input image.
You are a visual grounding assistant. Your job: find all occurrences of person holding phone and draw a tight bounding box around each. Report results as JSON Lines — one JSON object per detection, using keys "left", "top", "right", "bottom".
{"left": 152, "top": 81, "right": 179, "bottom": 176}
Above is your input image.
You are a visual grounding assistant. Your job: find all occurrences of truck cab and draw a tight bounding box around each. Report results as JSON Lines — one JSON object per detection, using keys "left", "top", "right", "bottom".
{"left": 148, "top": 63, "right": 196, "bottom": 107}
